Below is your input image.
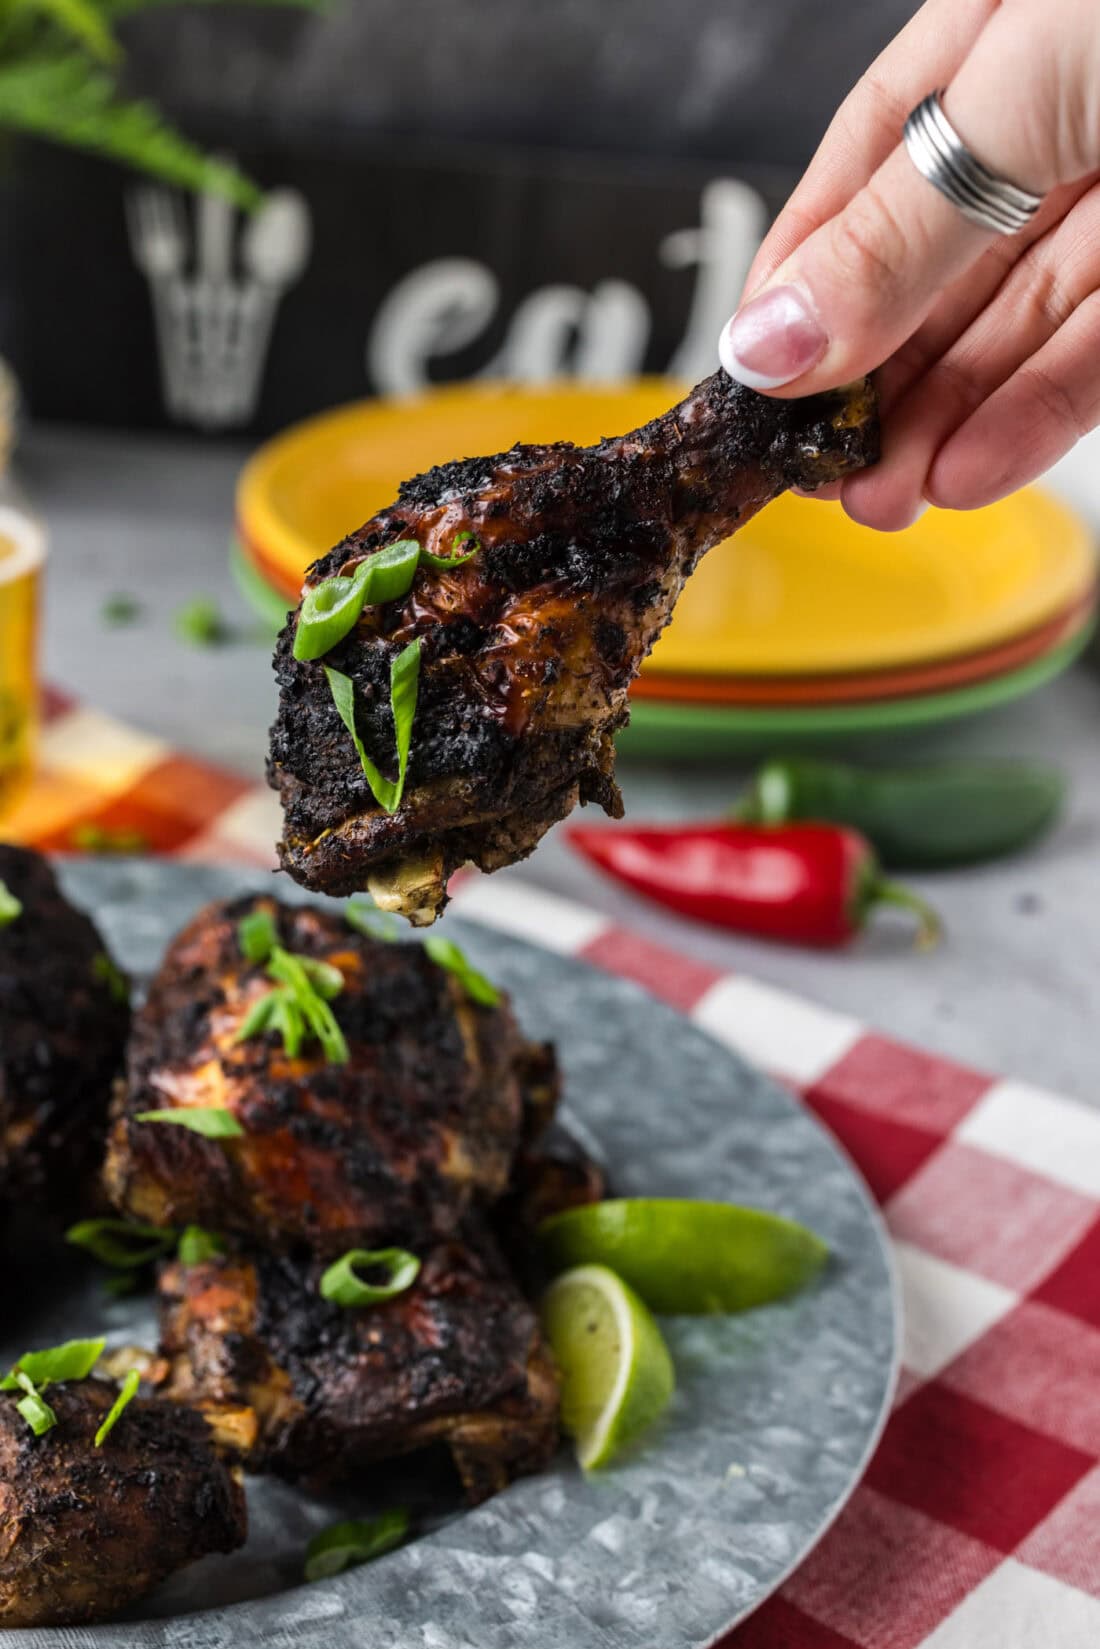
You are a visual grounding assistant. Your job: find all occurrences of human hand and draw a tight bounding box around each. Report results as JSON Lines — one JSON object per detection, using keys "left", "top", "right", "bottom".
{"left": 718, "top": 0, "right": 1100, "bottom": 529}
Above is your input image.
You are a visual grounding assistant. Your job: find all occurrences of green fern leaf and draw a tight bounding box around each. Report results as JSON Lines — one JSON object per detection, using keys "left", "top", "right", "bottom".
{"left": 0, "top": 53, "right": 262, "bottom": 206}
{"left": 14, "top": 0, "right": 120, "bottom": 62}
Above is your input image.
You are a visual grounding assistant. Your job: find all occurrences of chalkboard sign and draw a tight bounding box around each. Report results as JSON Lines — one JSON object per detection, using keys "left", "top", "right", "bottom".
{"left": 1, "top": 137, "right": 797, "bottom": 435}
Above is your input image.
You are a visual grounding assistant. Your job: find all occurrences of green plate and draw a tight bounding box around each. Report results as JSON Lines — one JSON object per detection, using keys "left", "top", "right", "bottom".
{"left": 618, "top": 625, "right": 1095, "bottom": 760}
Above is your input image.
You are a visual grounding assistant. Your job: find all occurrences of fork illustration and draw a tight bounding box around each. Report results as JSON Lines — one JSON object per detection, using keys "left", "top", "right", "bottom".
{"left": 126, "top": 177, "right": 311, "bottom": 430}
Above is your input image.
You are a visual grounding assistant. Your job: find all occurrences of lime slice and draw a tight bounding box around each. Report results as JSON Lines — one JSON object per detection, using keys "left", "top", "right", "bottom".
{"left": 538, "top": 1199, "right": 827, "bottom": 1315}
{"left": 540, "top": 1263, "right": 674, "bottom": 1470}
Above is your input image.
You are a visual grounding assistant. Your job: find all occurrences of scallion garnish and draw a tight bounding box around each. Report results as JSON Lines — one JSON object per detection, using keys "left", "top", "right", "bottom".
{"left": 71, "top": 823, "right": 148, "bottom": 855}
{"left": 319, "top": 1248, "right": 421, "bottom": 1308}
{"left": 423, "top": 936, "right": 501, "bottom": 1007}
{"left": 292, "top": 539, "right": 421, "bottom": 662}
{"left": 325, "top": 639, "right": 420, "bottom": 816}
{"left": 303, "top": 1508, "right": 410, "bottom": 1581}
{"left": 12, "top": 1374, "right": 56, "bottom": 1437}
{"left": 134, "top": 1107, "right": 245, "bottom": 1139}
{"left": 102, "top": 592, "right": 141, "bottom": 628}
{"left": 345, "top": 897, "right": 398, "bottom": 942}
{"left": 66, "top": 1218, "right": 175, "bottom": 1270}
{"left": 94, "top": 1368, "right": 140, "bottom": 1447}
{"left": 174, "top": 596, "right": 229, "bottom": 648}
{"left": 419, "top": 529, "right": 481, "bottom": 571}
{"left": 0, "top": 880, "right": 22, "bottom": 927}
{"left": 92, "top": 951, "right": 130, "bottom": 1005}
{"left": 236, "top": 944, "right": 349, "bottom": 1065}
{"left": 0, "top": 1339, "right": 106, "bottom": 1391}
{"left": 177, "top": 1225, "right": 226, "bottom": 1266}
{"left": 238, "top": 907, "right": 278, "bottom": 964}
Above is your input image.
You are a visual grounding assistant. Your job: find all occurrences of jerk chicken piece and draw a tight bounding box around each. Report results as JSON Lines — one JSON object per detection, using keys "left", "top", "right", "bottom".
{"left": 0, "top": 845, "right": 129, "bottom": 1209}
{"left": 269, "top": 372, "right": 878, "bottom": 922}
{"left": 104, "top": 895, "right": 553, "bottom": 1252}
{"left": 0, "top": 1377, "right": 245, "bottom": 1628}
{"left": 157, "top": 1228, "right": 560, "bottom": 1505}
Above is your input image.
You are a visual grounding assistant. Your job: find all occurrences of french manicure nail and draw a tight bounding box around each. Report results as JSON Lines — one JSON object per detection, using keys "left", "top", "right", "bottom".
{"left": 718, "top": 285, "right": 828, "bottom": 390}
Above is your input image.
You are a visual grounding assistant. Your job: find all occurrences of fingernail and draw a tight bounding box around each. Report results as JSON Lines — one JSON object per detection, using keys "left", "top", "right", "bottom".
{"left": 718, "top": 284, "right": 827, "bottom": 390}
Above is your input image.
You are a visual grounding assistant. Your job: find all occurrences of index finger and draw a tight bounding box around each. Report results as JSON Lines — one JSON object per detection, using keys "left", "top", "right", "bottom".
{"left": 743, "top": 0, "right": 998, "bottom": 299}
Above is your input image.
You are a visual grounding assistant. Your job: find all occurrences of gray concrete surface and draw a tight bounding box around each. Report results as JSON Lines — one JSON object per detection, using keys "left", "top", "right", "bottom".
{"left": 17, "top": 422, "right": 1100, "bottom": 1107}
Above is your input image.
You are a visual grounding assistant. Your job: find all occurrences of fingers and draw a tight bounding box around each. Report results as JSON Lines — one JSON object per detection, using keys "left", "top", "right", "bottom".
{"left": 720, "top": 142, "right": 997, "bottom": 393}
{"left": 721, "top": 0, "right": 1096, "bottom": 398}
{"left": 742, "top": 0, "right": 998, "bottom": 297}
{"left": 927, "top": 291, "right": 1100, "bottom": 508}
{"left": 842, "top": 175, "right": 1100, "bottom": 527}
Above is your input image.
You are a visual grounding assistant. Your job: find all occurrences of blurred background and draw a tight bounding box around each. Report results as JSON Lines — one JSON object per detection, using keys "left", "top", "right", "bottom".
{"left": 2, "top": 0, "right": 916, "bottom": 431}
{"left": 0, "top": 0, "right": 1096, "bottom": 1100}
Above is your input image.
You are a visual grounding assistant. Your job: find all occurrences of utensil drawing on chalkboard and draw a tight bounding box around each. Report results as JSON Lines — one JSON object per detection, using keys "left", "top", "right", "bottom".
{"left": 126, "top": 177, "right": 312, "bottom": 431}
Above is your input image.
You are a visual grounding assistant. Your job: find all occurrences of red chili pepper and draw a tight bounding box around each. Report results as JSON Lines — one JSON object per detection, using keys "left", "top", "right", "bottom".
{"left": 568, "top": 821, "right": 940, "bottom": 949}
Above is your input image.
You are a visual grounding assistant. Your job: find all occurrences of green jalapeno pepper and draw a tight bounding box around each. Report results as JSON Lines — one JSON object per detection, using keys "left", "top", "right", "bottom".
{"left": 734, "top": 756, "right": 1066, "bottom": 869}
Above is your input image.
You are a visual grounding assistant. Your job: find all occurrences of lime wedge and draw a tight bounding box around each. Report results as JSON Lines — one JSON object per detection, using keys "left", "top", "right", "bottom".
{"left": 540, "top": 1264, "right": 675, "bottom": 1470}
{"left": 538, "top": 1198, "right": 827, "bottom": 1315}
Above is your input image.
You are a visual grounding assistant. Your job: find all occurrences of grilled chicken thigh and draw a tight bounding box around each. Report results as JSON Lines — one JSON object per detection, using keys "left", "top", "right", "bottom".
{"left": 269, "top": 373, "right": 878, "bottom": 922}
{"left": 104, "top": 896, "right": 553, "bottom": 1252}
{"left": 158, "top": 1230, "right": 560, "bottom": 1504}
{"left": 0, "top": 845, "right": 129, "bottom": 1208}
{"left": 0, "top": 1377, "right": 245, "bottom": 1628}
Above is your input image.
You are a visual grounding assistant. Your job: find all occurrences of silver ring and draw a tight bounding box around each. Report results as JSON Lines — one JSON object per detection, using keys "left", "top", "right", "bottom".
{"left": 903, "top": 90, "right": 1043, "bottom": 235}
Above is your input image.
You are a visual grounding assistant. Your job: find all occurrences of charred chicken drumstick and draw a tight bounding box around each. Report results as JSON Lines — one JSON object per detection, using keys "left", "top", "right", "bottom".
{"left": 0, "top": 1377, "right": 245, "bottom": 1628}
{"left": 269, "top": 372, "right": 878, "bottom": 923}
{"left": 0, "top": 845, "right": 129, "bottom": 1210}
{"left": 103, "top": 895, "right": 558, "bottom": 1252}
{"left": 157, "top": 1228, "right": 559, "bottom": 1505}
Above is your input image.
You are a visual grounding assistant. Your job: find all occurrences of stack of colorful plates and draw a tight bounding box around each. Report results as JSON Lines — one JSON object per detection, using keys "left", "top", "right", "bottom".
{"left": 236, "top": 381, "right": 1097, "bottom": 759}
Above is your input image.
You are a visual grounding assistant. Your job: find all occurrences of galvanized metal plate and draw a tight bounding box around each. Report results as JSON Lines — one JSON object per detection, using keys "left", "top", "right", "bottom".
{"left": 7, "top": 861, "right": 897, "bottom": 1648}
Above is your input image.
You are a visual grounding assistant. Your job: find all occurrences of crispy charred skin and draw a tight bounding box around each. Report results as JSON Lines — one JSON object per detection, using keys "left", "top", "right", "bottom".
{"left": 103, "top": 895, "right": 552, "bottom": 1252}
{"left": 0, "top": 845, "right": 129, "bottom": 1208}
{"left": 158, "top": 1230, "right": 560, "bottom": 1505}
{"left": 268, "top": 373, "right": 878, "bottom": 922}
{"left": 0, "top": 1378, "right": 245, "bottom": 1628}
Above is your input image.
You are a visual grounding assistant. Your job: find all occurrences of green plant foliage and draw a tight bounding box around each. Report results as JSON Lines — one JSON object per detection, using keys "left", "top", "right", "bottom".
{"left": 0, "top": 0, "right": 325, "bottom": 204}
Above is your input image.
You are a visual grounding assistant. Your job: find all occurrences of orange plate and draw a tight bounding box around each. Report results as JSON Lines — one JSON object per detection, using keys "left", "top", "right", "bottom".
{"left": 630, "top": 589, "right": 1098, "bottom": 706}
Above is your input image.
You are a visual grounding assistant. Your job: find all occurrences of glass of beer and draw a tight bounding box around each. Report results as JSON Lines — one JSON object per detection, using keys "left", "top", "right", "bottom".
{"left": 0, "top": 502, "right": 46, "bottom": 816}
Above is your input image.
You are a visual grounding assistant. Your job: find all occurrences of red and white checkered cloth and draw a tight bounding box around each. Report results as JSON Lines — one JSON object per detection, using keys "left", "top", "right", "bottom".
{"left": 8, "top": 693, "right": 1100, "bottom": 1645}
{"left": 449, "top": 879, "right": 1100, "bottom": 1649}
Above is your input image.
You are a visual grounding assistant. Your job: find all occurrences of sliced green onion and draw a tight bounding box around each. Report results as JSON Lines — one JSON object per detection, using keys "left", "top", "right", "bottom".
{"left": 70, "top": 823, "right": 148, "bottom": 855}
{"left": 92, "top": 951, "right": 130, "bottom": 1005}
{"left": 177, "top": 1226, "right": 226, "bottom": 1265}
{"left": 267, "top": 947, "right": 343, "bottom": 1002}
{"left": 423, "top": 936, "right": 501, "bottom": 1007}
{"left": 94, "top": 1368, "right": 140, "bottom": 1447}
{"left": 1, "top": 1338, "right": 105, "bottom": 1391}
{"left": 325, "top": 639, "right": 420, "bottom": 816}
{"left": 293, "top": 539, "right": 421, "bottom": 662}
{"left": 238, "top": 908, "right": 278, "bottom": 964}
{"left": 419, "top": 529, "right": 481, "bottom": 571}
{"left": 237, "top": 947, "right": 348, "bottom": 1065}
{"left": 270, "top": 990, "right": 306, "bottom": 1059}
{"left": 345, "top": 897, "right": 399, "bottom": 942}
{"left": 174, "top": 596, "right": 228, "bottom": 648}
{"left": 0, "top": 880, "right": 22, "bottom": 927}
{"left": 66, "top": 1218, "right": 175, "bottom": 1270}
{"left": 135, "top": 1107, "right": 244, "bottom": 1139}
{"left": 13, "top": 1374, "right": 56, "bottom": 1437}
{"left": 319, "top": 1248, "right": 421, "bottom": 1308}
{"left": 102, "top": 592, "right": 141, "bottom": 627}
{"left": 304, "top": 1508, "right": 410, "bottom": 1581}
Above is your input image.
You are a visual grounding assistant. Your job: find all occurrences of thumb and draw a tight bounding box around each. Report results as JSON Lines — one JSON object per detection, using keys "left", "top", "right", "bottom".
{"left": 719, "top": 10, "right": 1084, "bottom": 396}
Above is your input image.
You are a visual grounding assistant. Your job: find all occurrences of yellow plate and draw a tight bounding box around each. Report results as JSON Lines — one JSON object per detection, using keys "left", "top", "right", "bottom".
{"left": 238, "top": 380, "right": 1097, "bottom": 678}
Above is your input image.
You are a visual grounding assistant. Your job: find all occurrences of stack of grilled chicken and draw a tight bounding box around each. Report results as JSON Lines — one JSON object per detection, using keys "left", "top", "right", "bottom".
{"left": 0, "top": 845, "right": 601, "bottom": 1629}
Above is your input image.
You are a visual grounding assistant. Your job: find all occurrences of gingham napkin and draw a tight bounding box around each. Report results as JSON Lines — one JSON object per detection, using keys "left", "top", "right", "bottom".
{"left": 8, "top": 691, "right": 1100, "bottom": 1648}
